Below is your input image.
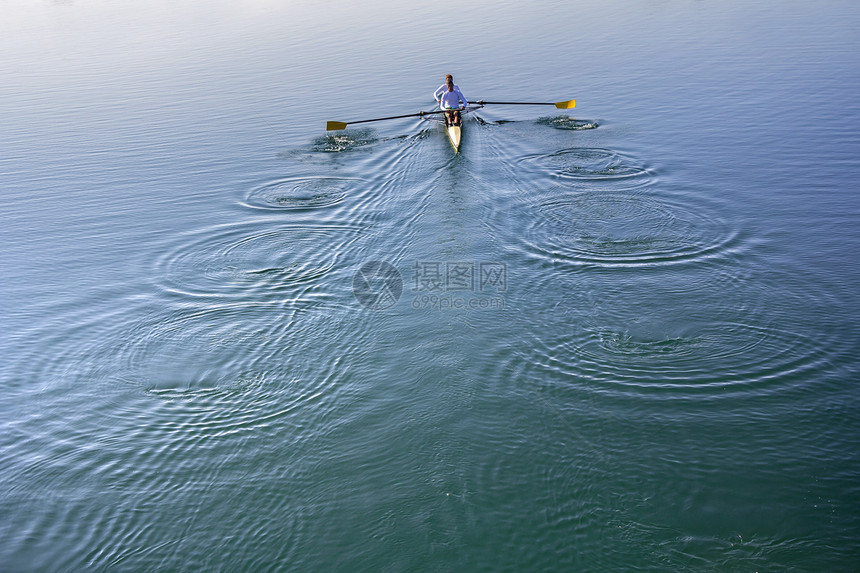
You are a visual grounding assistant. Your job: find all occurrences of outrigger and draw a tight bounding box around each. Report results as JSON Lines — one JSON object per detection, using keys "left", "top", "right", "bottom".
{"left": 326, "top": 98, "right": 576, "bottom": 153}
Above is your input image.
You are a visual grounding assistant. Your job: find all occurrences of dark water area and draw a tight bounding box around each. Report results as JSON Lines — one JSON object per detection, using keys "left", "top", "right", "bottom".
{"left": 2, "top": 0, "right": 859, "bottom": 570}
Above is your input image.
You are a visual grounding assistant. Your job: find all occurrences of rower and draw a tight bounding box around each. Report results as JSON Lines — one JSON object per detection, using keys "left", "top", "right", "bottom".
{"left": 434, "top": 74, "right": 467, "bottom": 127}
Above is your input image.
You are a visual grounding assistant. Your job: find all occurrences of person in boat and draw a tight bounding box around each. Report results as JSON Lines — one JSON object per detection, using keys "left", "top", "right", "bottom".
{"left": 434, "top": 74, "right": 467, "bottom": 127}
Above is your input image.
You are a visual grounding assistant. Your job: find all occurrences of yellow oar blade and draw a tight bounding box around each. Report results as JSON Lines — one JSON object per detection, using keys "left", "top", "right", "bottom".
{"left": 326, "top": 121, "right": 348, "bottom": 131}
{"left": 554, "top": 99, "right": 576, "bottom": 109}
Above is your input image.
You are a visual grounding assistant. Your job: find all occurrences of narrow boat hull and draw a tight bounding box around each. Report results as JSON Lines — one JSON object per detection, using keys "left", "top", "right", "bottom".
{"left": 446, "top": 124, "right": 462, "bottom": 152}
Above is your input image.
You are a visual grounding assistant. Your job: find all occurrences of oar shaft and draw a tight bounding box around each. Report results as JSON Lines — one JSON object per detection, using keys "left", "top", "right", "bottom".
{"left": 327, "top": 109, "right": 451, "bottom": 130}
{"left": 348, "top": 111, "right": 440, "bottom": 125}
{"left": 469, "top": 101, "right": 551, "bottom": 105}
{"left": 468, "top": 99, "right": 575, "bottom": 109}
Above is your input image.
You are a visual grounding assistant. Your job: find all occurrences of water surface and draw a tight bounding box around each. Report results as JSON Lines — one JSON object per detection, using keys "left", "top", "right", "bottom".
{"left": 2, "top": 0, "right": 859, "bottom": 570}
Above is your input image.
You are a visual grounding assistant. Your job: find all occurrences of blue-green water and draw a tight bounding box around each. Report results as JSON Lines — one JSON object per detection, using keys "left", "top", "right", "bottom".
{"left": 2, "top": 0, "right": 860, "bottom": 570}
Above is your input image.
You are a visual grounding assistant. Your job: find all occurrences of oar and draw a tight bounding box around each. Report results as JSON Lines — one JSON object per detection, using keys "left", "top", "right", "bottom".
{"left": 468, "top": 99, "right": 575, "bottom": 109}
{"left": 326, "top": 109, "right": 451, "bottom": 131}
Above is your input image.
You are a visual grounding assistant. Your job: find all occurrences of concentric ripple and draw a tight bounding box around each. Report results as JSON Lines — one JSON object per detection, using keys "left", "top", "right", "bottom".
{"left": 242, "top": 175, "right": 364, "bottom": 211}
{"left": 523, "top": 318, "right": 836, "bottom": 400}
{"left": 152, "top": 220, "right": 364, "bottom": 301}
{"left": 517, "top": 147, "right": 649, "bottom": 181}
{"left": 15, "top": 297, "right": 369, "bottom": 445}
{"left": 486, "top": 302, "right": 852, "bottom": 409}
{"left": 4, "top": 297, "right": 361, "bottom": 571}
{"left": 516, "top": 189, "right": 741, "bottom": 268}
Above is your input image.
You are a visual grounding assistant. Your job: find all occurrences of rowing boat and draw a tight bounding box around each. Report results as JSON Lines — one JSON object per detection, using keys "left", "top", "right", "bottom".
{"left": 422, "top": 104, "right": 482, "bottom": 152}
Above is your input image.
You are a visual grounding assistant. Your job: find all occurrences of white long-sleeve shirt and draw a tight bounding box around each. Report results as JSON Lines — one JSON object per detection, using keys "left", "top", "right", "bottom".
{"left": 434, "top": 83, "right": 467, "bottom": 110}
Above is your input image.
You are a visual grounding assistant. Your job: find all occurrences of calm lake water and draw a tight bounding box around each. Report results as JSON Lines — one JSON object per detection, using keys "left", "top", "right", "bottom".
{"left": 2, "top": 0, "right": 860, "bottom": 570}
